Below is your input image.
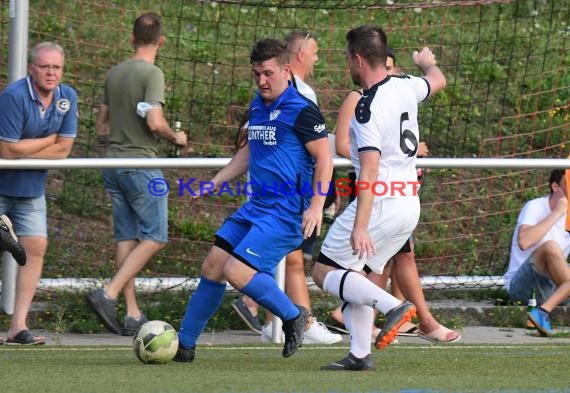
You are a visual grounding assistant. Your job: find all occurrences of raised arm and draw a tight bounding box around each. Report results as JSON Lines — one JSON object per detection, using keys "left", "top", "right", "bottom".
{"left": 413, "top": 47, "right": 446, "bottom": 96}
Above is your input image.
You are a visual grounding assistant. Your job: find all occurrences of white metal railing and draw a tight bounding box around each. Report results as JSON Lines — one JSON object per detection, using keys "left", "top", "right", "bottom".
{"left": 0, "top": 157, "right": 569, "bottom": 169}
{"left": 1, "top": 157, "right": 569, "bottom": 339}
{"left": 0, "top": 275, "right": 504, "bottom": 293}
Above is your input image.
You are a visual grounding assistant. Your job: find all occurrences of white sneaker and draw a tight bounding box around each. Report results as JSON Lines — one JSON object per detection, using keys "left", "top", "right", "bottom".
{"left": 261, "top": 321, "right": 284, "bottom": 343}
{"left": 303, "top": 319, "right": 343, "bottom": 344}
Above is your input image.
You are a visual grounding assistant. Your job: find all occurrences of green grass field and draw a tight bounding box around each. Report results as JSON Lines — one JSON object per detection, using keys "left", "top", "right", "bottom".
{"left": 1, "top": 343, "right": 569, "bottom": 393}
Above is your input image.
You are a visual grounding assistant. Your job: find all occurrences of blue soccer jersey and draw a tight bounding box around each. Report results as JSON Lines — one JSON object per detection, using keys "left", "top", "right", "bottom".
{"left": 0, "top": 76, "right": 78, "bottom": 197}
{"left": 215, "top": 83, "right": 328, "bottom": 275}
{"left": 246, "top": 82, "right": 327, "bottom": 214}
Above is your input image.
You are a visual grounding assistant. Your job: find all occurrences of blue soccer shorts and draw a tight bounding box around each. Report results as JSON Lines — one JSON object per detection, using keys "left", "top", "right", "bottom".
{"left": 215, "top": 201, "right": 303, "bottom": 277}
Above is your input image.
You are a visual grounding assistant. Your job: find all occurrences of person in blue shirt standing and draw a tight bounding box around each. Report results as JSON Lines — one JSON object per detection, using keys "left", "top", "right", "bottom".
{"left": 174, "top": 38, "right": 333, "bottom": 363}
{"left": 0, "top": 42, "right": 78, "bottom": 345}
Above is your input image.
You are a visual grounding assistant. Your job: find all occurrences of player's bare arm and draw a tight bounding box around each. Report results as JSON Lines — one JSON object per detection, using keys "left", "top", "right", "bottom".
{"left": 188, "top": 143, "right": 250, "bottom": 205}
{"left": 211, "top": 142, "right": 251, "bottom": 190}
{"left": 351, "top": 150, "right": 379, "bottom": 259}
{"left": 304, "top": 136, "right": 333, "bottom": 238}
{"left": 335, "top": 90, "right": 361, "bottom": 158}
{"left": 412, "top": 47, "right": 446, "bottom": 96}
{"left": 418, "top": 141, "right": 429, "bottom": 157}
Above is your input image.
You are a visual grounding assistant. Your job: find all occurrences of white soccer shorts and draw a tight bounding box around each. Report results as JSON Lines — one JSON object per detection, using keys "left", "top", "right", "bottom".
{"left": 320, "top": 196, "right": 420, "bottom": 274}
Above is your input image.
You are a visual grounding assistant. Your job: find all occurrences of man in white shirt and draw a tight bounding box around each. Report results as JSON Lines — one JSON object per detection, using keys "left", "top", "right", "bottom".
{"left": 285, "top": 30, "right": 319, "bottom": 105}
{"left": 313, "top": 25, "right": 447, "bottom": 371}
{"left": 503, "top": 169, "right": 570, "bottom": 335}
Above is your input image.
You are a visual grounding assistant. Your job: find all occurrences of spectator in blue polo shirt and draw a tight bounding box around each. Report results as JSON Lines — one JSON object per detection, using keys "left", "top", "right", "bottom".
{"left": 0, "top": 42, "right": 78, "bottom": 345}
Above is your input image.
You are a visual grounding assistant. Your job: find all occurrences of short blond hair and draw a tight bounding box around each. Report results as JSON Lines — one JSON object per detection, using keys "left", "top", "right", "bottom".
{"left": 30, "top": 42, "right": 65, "bottom": 64}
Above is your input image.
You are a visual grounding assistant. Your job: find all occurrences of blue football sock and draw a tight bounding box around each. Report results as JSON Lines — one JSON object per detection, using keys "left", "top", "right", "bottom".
{"left": 178, "top": 275, "right": 226, "bottom": 349}
{"left": 241, "top": 272, "right": 299, "bottom": 321}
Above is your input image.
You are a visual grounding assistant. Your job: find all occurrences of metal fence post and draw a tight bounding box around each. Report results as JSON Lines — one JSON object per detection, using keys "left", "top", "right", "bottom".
{"left": 271, "top": 257, "right": 286, "bottom": 343}
{"left": 1, "top": 0, "right": 29, "bottom": 316}
{"left": 1, "top": 253, "right": 18, "bottom": 314}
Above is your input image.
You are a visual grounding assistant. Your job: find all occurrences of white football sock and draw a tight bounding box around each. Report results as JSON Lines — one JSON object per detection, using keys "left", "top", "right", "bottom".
{"left": 343, "top": 302, "right": 374, "bottom": 358}
{"left": 323, "top": 269, "right": 401, "bottom": 314}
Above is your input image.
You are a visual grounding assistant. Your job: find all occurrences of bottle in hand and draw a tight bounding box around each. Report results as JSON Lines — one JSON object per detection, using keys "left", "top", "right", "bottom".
{"left": 525, "top": 288, "right": 537, "bottom": 330}
{"left": 170, "top": 121, "right": 183, "bottom": 157}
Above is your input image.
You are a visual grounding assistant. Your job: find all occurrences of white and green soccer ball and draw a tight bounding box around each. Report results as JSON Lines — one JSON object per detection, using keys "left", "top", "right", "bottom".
{"left": 133, "top": 320, "right": 179, "bottom": 364}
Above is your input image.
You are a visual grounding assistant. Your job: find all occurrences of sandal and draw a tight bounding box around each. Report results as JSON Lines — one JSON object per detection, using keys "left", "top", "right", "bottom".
{"left": 417, "top": 325, "right": 461, "bottom": 344}
{"left": 6, "top": 330, "right": 46, "bottom": 346}
{"left": 398, "top": 321, "right": 418, "bottom": 337}
{"left": 325, "top": 323, "right": 349, "bottom": 335}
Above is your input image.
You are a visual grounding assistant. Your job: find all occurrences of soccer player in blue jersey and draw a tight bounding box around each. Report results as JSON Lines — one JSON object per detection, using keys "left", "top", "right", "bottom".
{"left": 0, "top": 42, "right": 78, "bottom": 345}
{"left": 174, "top": 38, "right": 333, "bottom": 362}
{"left": 233, "top": 30, "right": 341, "bottom": 346}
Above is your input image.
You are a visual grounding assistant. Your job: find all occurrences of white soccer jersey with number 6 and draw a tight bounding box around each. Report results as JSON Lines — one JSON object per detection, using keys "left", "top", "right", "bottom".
{"left": 349, "top": 74, "right": 430, "bottom": 200}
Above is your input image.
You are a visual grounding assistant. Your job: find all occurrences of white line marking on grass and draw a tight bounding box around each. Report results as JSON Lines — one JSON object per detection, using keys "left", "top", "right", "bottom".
{"left": 5, "top": 343, "right": 569, "bottom": 352}
{"left": 1, "top": 347, "right": 132, "bottom": 351}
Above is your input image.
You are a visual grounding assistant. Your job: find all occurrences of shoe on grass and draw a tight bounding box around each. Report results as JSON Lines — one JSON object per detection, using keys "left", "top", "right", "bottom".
{"left": 282, "top": 305, "right": 309, "bottom": 358}
{"left": 321, "top": 352, "right": 374, "bottom": 371}
{"left": 85, "top": 289, "right": 121, "bottom": 335}
{"left": 122, "top": 314, "right": 149, "bottom": 336}
{"left": 527, "top": 308, "right": 553, "bottom": 337}
{"left": 0, "top": 215, "right": 26, "bottom": 266}
{"left": 173, "top": 344, "right": 196, "bottom": 363}
{"left": 232, "top": 296, "right": 262, "bottom": 334}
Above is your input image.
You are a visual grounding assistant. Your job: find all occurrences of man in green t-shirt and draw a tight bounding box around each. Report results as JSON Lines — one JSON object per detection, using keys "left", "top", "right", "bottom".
{"left": 87, "top": 12, "right": 187, "bottom": 335}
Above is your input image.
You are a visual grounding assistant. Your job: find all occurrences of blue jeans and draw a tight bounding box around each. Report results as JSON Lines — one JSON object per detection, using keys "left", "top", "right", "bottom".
{"left": 0, "top": 195, "right": 47, "bottom": 237}
{"left": 508, "top": 256, "right": 569, "bottom": 306}
{"left": 102, "top": 169, "right": 168, "bottom": 243}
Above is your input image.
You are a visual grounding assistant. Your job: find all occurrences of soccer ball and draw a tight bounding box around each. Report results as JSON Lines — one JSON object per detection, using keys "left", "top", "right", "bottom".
{"left": 133, "top": 320, "right": 179, "bottom": 364}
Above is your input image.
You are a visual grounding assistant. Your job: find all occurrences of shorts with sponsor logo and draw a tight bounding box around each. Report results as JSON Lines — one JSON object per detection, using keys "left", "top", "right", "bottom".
{"left": 320, "top": 196, "right": 420, "bottom": 274}
{"left": 215, "top": 201, "right": 303, "bottom": 277}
